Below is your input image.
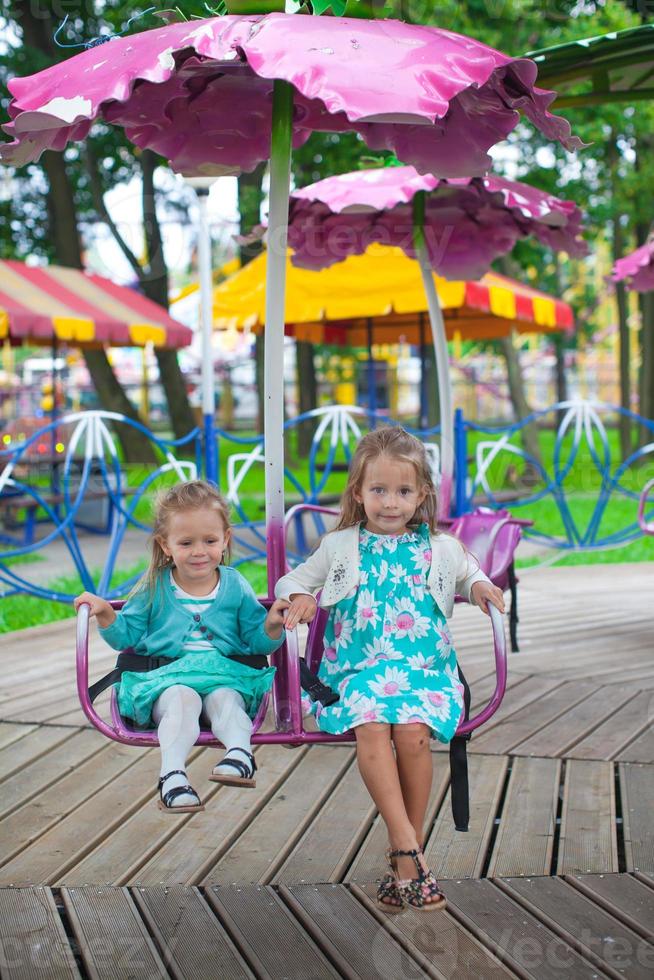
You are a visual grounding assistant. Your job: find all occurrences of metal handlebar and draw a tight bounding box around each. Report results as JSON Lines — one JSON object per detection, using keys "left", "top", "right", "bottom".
{"left": 75, "top": 601, "right": 128, "bottom": 742}
{"left": 455, "top": 603, "right": 507, "bottom": 736}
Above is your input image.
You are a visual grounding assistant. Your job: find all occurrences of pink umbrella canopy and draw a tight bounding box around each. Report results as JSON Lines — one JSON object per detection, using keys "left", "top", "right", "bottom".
{"left": 612, "top": 239, "right": 654, "bottom": 293}
{"left": 287, "top": 165, "right": 587, "bottom": 277}
{"left": 0, "top": 9, "right": 581, "bottom": 594}
{"left": 2, "top": 14, "right": 580, "bottom": 177}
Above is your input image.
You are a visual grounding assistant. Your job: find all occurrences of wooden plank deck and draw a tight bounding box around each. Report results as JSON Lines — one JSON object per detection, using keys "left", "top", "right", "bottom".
{"left": 0, "top": 564, "right": 652, "bottom": 888}
{"left": 1, "top": 878, "right": 652, "bottom": 979}
{"left": 1, "top": 563, "right": 653, "bottom": 973}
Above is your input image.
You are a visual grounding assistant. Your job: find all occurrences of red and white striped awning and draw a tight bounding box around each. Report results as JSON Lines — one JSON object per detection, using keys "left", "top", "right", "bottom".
{"left": 0, "top": 260, "right": 192, "bottom": 349}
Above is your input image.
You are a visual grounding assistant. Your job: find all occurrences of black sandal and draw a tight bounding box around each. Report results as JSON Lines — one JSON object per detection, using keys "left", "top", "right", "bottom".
{"left": 387, "top": 848, "right": 447, "bottom": 911}
{"left": 157, "top": 770, "right": 204, "bottom": 813}
{"left": 208, "top": 748, "right": 257, "bottom": 787}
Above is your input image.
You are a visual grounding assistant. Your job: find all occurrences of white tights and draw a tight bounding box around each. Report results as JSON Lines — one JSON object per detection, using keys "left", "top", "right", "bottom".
{"left": 153, "top": 685, "right": 253, "bottom": 807}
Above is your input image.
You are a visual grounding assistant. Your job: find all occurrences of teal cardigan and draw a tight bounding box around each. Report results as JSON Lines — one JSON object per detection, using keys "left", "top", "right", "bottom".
{"left": 99, "top": 566, "right": 284, "bottom": 660}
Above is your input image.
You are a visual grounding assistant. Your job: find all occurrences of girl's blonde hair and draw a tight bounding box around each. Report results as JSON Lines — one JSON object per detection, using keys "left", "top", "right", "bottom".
{"left": 336, "top": 427, "right": 439, "bottom": 532}
{"left": 132, "top": 480, "right": 232, "bottom": 600}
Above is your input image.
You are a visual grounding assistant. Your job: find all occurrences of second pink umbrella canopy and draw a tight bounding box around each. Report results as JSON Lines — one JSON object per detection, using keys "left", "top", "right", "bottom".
{"left": 288, "top": 165, "right": 587, "bottom": 277}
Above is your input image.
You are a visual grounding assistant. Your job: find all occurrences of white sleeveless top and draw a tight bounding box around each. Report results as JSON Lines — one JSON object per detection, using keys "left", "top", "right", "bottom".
{"left": 169, "top": 569, "right": 220, "bottom": 653}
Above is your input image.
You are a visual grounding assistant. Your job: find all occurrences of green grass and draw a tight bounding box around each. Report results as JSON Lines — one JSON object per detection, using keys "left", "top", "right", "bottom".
{"left": 515, "top": 538, "right": 654, "bottom": 569}
{"left": 510, "top": 492, "right": 653, "bottom": 565}
{"left": 0, "top": 558, "right": 268, "bottom": 635}
{"left": 0, "top": 560, "right": 147, "bottom": 634}
{"left": 466, "top": 425, "right": 654, "bottom": 495}
{"left": 464, "top": 423, "right": 654, "bottom": 567}
{"left": 26, "top": 424, "right": 652, "bottom": 527}
{"left": 0, "top": 582, "right": 78, "bottom": 633}
{"left": 0, "top": 551, "right": 44, "bottom": 566}
{"left": 237, "top": 561, "right": 269, "bottom": 595}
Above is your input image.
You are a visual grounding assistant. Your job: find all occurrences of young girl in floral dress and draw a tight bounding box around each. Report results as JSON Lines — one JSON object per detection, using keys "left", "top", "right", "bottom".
{"left": 275, "top": 427, "right": 504, "bottom": 911}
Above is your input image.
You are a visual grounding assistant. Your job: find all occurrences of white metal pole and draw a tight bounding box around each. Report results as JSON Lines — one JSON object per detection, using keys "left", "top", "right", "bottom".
{"left": 185, "top": 177, "right": 217, "bottom": 482}
{"left": 196, "top": 189, "right": 214, "bottom": 421}
{"left": 416, "top": 243, "right": 454, "bottom": 520}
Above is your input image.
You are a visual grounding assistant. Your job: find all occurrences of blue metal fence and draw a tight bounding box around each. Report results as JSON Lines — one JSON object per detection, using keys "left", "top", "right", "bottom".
{"left": 455, "top": 400, "right": 654, "bottom": 550}
{"left": 0, "top": 412, "right": 200, "bottom": 601}
{"left": 1, "top": 400, "right": 652, "bottom": 603}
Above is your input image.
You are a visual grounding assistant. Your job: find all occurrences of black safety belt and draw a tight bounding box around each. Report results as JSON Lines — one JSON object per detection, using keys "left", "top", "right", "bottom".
{"left": 88, "top": 649, "right": 177, "bottom": 703}
{"left": 88, "top": 649, "right": 272, "bottom": 702}
{"left": 89, "top": 649, "right": 339, "bottom": 706}
{"left": 449, "top": 664, "right": 471, "bottom": 832}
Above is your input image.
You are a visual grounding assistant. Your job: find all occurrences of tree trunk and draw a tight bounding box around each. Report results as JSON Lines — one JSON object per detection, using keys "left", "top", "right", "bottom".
{"left": 154, "top": 348, "right": 194, "bottom": 435}
{"left": 17, "top": 2, "right": 155, "bottom": 464}
{"left": 615, "top": 260, "right": 632, "bottom": 456}
{"left": 219, "top": 367, "right": 235, "bottom": 429}
{"left": 40, "top": 151, "right": 155, "bottom": 463}
{"left": 238, "top": 164, "right": 266, "bottom": 433}
{"left": 498, "top": 334, "right": 542, "bottom": 483}
{"left": 417, "top": 314, "right": 439, "bottom": 429}
{"left": 140, "top": 149, "right": 196, "bottom": 440}
{"left": 496, "top": 257, "right": 542, "bottom": 478}
{"left": 42, "top": 150, "right": 84, "bottom": 269}
{"left": 552, "top": 256, "right": 568, "bottom": 429}
{"left": 423, "top": 344, "right": 441, "bottom": 429}
{"left": 82, "top": 350, "right": 157, "bottom": 463}
{"left": 296, "top": 340, "right": 318, "bottom": 457}
{"left": 554, "top": 333, "right": 567, "bottom": 423}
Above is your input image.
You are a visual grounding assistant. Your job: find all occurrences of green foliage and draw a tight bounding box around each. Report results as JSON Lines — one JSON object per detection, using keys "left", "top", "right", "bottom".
{"left": 157, "top": 0, "right": 395, "bottom": 16}
{"left": 0, "top": 2, "right": 151, "bottom": 265}
{"left": 312, "top": 0, "right": 393, "bottom": 15}
{"left": 310, "top": 0, "right": 347, "bottom": 11}
{"left": 2, "top": 0, "right": 654, "bottom": 414}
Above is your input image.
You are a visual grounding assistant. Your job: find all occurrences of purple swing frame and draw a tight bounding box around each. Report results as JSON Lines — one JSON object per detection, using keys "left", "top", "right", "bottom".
{"left": 76, "top": 503, "right": 508, "bottom": 747}
{"left": 638, "top": 478, "right": 654, "bottom": 536}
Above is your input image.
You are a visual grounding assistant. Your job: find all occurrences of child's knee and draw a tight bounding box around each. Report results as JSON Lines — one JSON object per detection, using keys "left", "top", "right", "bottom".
{"left": 392, "top": 723, "right": 430, "bottom": 754}
{"left": 355, "top": 722, "right": 391, "bottom": 744}
{"left": 203, "top": 687, "right": 244, "bottom": 723}
{"left": 159, "top": 685, "right": 203, "bottom": 715}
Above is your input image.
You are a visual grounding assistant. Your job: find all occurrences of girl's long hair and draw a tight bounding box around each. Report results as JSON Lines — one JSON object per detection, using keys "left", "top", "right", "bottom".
{"left": 131, "top": 480, "right": 232, "bottom": 602}
{"left": 335, "top": 427, "right": 439, "bottom": 532}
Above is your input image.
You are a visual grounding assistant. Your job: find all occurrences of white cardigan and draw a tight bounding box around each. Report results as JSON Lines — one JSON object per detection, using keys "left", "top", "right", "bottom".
{"left": 275, "top": 524, "right": 490, "bottom": 618}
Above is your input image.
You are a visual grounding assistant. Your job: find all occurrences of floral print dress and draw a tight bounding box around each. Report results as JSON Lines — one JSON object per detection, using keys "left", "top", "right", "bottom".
{"left": 312, "top": 523, "right": 464, "bottom": 742}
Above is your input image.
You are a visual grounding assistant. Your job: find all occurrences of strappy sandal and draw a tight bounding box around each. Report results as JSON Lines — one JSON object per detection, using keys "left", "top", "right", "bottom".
{"left": 208, "top": 748, "right": 257, "bottom": 787}
{"left": 386, "top": 847, "right": 447, "bottom": 912}
{"left": 375, "top": 849, "right": 403, "bottom": 912}
{"left": 157, "top": 770, "right": 204, "bottom": 813}
{"left": 376, "top": 873, "right": 404, "bottom": 912}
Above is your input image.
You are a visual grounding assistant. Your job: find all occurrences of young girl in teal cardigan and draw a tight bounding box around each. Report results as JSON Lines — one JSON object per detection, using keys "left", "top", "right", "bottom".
{"left": 75, "top": 481, "right": 288, "bottom": 813}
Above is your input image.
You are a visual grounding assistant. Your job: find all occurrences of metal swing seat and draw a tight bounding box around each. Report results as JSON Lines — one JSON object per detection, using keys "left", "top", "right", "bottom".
{"left": 446, "top": 507, "right": 532, "bottom": 652}
{"left": 76, "top": 504, "right": 508, "bottom": 750}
